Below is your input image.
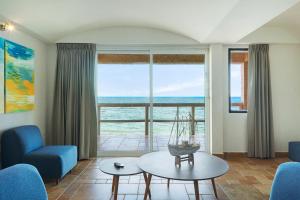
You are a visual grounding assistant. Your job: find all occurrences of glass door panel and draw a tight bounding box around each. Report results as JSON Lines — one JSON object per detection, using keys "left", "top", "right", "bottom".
{"left": 152, "top": 54, "right": 206, "bottom": 152}
{"left": 97, "top": 53, "right": 150, "bottom": 155}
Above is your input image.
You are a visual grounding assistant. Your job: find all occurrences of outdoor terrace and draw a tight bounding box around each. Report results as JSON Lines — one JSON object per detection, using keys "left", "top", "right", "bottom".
{"left": 97, "top": 102, "right": 206, "bottom": 153}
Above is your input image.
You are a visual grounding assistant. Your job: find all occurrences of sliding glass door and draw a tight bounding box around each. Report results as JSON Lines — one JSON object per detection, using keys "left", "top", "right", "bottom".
{"left": 97, "top": 50, "right": 208, "bottom": 156}
{"left": 152, "top": 54, "right": 206, "bottom": 151}
{"left": 97, "top": 53, "right": 150, "bottom": 155}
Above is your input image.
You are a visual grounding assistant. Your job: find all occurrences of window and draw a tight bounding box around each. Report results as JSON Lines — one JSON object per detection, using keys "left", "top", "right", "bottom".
{"left": 228, "top": 49, "right": 248, "bottom": 113}
{"left": 96, "top": 51, "right": 209, "bottom": 156}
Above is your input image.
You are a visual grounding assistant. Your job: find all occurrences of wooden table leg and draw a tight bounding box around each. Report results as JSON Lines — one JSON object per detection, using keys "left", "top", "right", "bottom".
{"left": 113, "top": 175, "right": 119, "bottom": 200}
{"left": 143, "top": 172, "right": 151, "bottom": 199}
{"left": 194, "top": 180, "right": 200, "bottom": 200}
{"left": 112, "top": 176, "right": 115, "bottom": 193}
{"left": 167, "top": 179, "right": 170, "bottom": 188}
{"left": 144, "top": 173, "right": 152, "bottom": 200}
{"left": 211, "top": 178, "right": 218, "bottom": 199}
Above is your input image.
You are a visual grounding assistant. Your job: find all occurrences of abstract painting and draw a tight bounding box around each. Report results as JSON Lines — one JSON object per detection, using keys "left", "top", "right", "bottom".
{"left": 0, "top": 38, "right": 4, "bottom": 114}
{"left": 5, "top": 40, "right": 34, "bottom": 113}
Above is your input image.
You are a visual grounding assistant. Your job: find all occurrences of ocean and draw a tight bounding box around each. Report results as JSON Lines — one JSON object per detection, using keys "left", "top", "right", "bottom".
{"left": 98, "top": 97, "right": 241, "bottom": 136}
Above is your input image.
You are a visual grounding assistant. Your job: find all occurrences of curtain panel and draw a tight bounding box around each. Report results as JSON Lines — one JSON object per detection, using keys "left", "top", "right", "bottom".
{"left": 247, "top": 44, "right": 274, "bottom": 159}
{"left": 52, "top": 43, "right": 97, "bottom": 159}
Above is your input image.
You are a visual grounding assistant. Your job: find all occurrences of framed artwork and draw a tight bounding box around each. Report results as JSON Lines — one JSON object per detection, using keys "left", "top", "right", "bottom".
{"left": 0, "top": 38, "right": 4, "bottom": 114}
{"left": 4, "top": 40, "right": 34, "bottom": 113}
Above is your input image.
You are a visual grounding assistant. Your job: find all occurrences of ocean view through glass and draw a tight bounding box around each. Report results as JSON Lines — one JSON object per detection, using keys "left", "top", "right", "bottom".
{"left": 98, "top": 96, "right": 205, "bottom": 136}
{"left": 97, "top": 53, "right": 210, "bottom": 153}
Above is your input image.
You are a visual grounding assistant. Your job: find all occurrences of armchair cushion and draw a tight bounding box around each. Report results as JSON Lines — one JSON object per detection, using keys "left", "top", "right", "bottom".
{"left": 0, "top": 164, "right": 48, "bottom": 200}
{"left": 23, "top": 145, "right": 77, "bottom": 179}
{"left": 270, "top": 162, "right": 300, "bottom": 200}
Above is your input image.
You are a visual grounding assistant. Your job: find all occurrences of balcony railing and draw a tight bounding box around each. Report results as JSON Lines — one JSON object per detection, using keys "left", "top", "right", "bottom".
{"left": 97, "top": 103, "right": 205, "bottom": 136}
{"left": 231, "top": 102, "right": 247, "bottom": 111}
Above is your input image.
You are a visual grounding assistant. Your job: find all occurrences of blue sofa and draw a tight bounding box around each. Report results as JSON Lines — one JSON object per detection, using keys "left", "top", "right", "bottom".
{"left": 270, "top": 162, "right": 300, "bottom": 200}
{"left": 1, "top": 125, "right": 77, "bottom": 182}
{"left": 0, "top": 164, "right": 48, "bottom": 200}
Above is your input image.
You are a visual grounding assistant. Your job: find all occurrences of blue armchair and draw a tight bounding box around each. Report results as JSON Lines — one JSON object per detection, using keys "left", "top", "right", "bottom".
{"left": 270, "top": 162, "right": 300, "bottom": 200}
{"left": 0, "top": 164, "right": 48, "bottom": 200}
{"left": 289, "top": 141, "right": 300, "bottom": 161}
{"left": 1, "top": 125, "right": 77, "bottom": 183}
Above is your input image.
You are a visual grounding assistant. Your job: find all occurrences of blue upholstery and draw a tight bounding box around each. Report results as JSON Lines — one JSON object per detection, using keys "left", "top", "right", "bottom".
{"left": 270, "top": 162, "right": 300, "bottom": 200}
{"left": 1, "top": 125, "right": 77, "bottom": 180}
{"left": 1, "top": 125, "right": 44, "bottom": 168}
{"left": 24, "top": 145, "right": 77, "bottom": 179}
{"left": 289, "top": 141, "right": 300, "bottom": 161}
{"left": 0, "top": 164, "right": 48, "bottom": 200}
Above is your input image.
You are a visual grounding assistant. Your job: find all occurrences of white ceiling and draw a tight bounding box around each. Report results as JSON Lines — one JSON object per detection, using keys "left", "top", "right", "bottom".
{"left": 239, "top": 2, "right": 300, "bottom": 43}
{"left": 0, "top": 0, "right": 299, "bottom": 43}
{"left": 264, "top": 2, "right": 300, "bottom": 35}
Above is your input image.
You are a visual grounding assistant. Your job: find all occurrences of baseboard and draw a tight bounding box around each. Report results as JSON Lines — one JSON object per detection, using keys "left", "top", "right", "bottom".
{"left": 224, "top": 152, "right": 247, "bottom": 159}
{"left": 212, "top": 153, "right": 224, "bottom": 159}
{"left": 275, "top": 152, "right": 288, "bottom": 158}
{"left": 214, "top": 152, "right": 288, "bottom": 159}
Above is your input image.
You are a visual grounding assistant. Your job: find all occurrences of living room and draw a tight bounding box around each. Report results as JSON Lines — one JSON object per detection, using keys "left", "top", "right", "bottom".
{"left": 0, "top": 0, "right": 300, "bottom": 200}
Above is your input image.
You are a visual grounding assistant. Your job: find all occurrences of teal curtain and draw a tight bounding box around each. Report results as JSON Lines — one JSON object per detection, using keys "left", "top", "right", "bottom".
{"left": 52, "top": 43, "right": 97, "bottom": 159}
{"left": 247, "top": 44, "right": 274, "bottom": 159}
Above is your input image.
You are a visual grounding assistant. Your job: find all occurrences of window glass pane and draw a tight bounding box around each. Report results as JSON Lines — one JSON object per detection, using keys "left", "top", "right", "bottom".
{"left": 153, "top": 54, "right": 206, "bottom": 151}
{"left": 97, "top": 54, "right": 150, "bottom": 153}
{"left": 229, "top": 49, "right": 248, "bottom": 112}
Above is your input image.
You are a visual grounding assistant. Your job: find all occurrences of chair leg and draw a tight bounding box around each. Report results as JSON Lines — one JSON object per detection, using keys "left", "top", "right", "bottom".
{"left": 56, "top": 178, "right": 60, "bottom": 185}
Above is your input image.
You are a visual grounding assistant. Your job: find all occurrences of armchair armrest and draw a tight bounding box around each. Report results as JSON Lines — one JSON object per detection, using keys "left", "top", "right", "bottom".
{"left": 0, "top": 164, "right": 48, "bottom": 200}
{"left": 270, "top": 162, "right": 300, "bottom": 200}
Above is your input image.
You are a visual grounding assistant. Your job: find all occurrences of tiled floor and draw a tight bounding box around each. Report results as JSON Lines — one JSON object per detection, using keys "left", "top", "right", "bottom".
{"left": 98, "top": 134, "right": 206, "bottom": 152}
{"left": 45, "top": 156, "right": 288, "bottom": 200}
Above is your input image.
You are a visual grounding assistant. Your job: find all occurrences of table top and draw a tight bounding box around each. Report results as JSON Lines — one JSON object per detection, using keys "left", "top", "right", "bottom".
{"left": 138, "top": 151, "right": 229, "bottom": 181}
{"left": 99, "top": 157, "right": 143, "bottom": 176}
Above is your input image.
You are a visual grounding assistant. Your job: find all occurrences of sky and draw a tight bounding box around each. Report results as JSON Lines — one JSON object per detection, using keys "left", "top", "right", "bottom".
{"left": 97, "top": 63, "right": 241, "bottom": 97}
{"left": 230, "top": 64, "right": 242, "bottom": 97}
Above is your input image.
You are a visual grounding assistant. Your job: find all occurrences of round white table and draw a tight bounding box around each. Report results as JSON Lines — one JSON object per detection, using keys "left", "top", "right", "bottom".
{"left": 138, "top": 151, "right": 229, "bottom": 200}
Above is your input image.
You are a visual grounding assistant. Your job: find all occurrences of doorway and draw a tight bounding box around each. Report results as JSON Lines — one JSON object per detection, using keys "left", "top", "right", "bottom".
{"left": 96, "top": 49, "right": 209, "bottom": 156}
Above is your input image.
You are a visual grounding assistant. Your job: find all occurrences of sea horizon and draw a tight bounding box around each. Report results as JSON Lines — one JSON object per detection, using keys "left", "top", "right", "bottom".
{"left": 98, "top": 96, "right": 241, "bottom": 136}
{"left": 97, "top": 96, "right": 241, "bottom": 103}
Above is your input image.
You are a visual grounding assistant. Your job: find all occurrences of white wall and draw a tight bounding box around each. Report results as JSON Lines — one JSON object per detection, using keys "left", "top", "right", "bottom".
{"left": 0, "top": 30, "right": 48, "bottom": 138}
{"left": 270, "top": 44, "right": 300, "bottom": 152}
{"left": 209, "top": 44, "right": 225, "bottom": 154}
{"left": 222, "top": 44, "right": 300, "bottom": 153}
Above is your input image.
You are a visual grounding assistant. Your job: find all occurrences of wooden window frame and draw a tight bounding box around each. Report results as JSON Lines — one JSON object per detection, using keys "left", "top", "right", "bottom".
{"left": 228, "top": 48, "right": 248, "bottom": 113}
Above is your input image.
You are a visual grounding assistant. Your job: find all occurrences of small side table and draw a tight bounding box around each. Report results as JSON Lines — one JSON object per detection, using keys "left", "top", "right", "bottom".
{"left": 99, "top": 157, "right": 150, "bottom": 200}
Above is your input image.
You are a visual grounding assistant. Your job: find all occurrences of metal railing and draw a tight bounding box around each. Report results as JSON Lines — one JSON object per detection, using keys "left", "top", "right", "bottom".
{"left": 98, "top": 103, "right": 205, "bottom": 135}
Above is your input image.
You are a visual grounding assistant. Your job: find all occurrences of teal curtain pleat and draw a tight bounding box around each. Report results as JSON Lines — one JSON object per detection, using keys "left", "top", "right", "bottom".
{"left": 52, "top": 43, "right": 97, "bottom": 159}
{"left": 247, "top": 44, "right": 274, "bottom": 159}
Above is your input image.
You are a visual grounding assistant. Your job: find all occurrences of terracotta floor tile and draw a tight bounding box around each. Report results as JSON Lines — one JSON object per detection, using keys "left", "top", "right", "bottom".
{"left": 46, "top": 156, "right": 287, "bottom": 200}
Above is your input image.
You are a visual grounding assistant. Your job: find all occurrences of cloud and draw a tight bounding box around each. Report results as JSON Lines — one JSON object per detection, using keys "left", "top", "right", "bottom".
{"left": 154, "top": 78, "right": 204, "bottom": 95}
